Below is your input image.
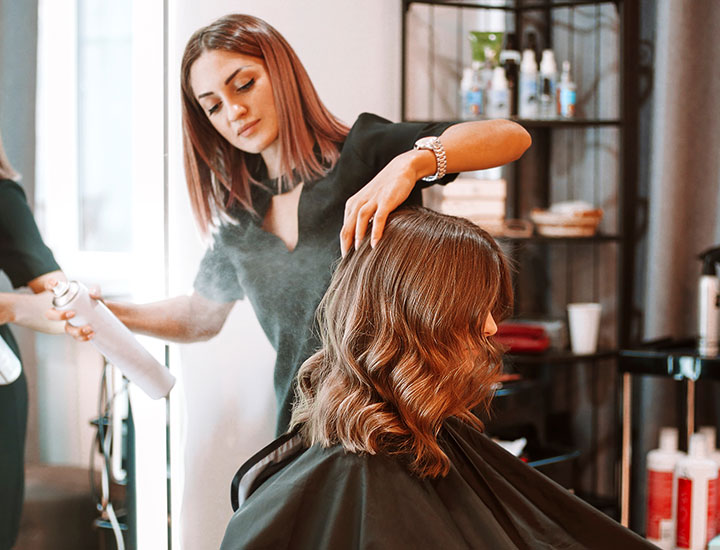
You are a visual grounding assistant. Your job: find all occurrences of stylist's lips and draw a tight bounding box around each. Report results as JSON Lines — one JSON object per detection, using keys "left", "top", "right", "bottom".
{"left": 239, "top": 120, "right": 259, "bottom": 137}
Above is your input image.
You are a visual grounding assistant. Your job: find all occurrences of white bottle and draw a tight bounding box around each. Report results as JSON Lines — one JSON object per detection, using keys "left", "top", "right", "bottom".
{"left": 460, "top": 63, "right": 484, "bottom": 119}
{"left": 518, "top": 49, "right": 538, "bottom": 118}
{"left": 51, "top": 281, "right": 176, "bottom": 399}
{"left": 557, "top": 60, "right": 577, "bottom": 118}
{"left": 538, "top": 50, "right": 558, "bottom": 118}
{"left": 675, "top": 433, "right": 719, "bottom": 549}
{"left": 0, "top": 336, "right": 22, "bottom": 385}
{"left": 486, "top": 66, "right": 510, "bottom": 119}
{"left": 700, "top": 426, "right": 720, "bottom": 533}
{"left": 646, "top": 427, "right": 683, "bottom": 549}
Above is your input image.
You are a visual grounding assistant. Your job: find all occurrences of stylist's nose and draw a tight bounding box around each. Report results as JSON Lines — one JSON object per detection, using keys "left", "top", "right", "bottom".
{"left": 483, "top": 313, "right": 497, "bottom": 337}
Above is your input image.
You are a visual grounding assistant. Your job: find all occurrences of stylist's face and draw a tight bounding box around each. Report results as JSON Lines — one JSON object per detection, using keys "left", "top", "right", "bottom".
{"left": 190, "top": 49, "right": 279, "bottom": 155}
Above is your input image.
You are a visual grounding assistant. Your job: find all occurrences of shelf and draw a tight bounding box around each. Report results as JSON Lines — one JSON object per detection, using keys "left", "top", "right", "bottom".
{"left": 494, "top": 378, "right": 538, "bottom": 397}
{"left": 506, "top": 348, "right": 618, "bottom": 365}
{"left": 620, "top": 347, "right": 720, "bottom": 380}
{"left": 404, "top": 0, "right": 620, "bottom": 12}
{"left": 497, "top": 234, "right": 621, "bottom": 244}
{"left": 404, "top": 117, "right": 621, "bottom": 128}
{"left": 528, "top": 447, "right": 581, "bottom": 468}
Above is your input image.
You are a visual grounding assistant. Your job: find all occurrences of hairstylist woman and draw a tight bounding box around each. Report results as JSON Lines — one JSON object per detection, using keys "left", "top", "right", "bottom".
{"left": 52, "top": 14, "right": 531, "bottom": 434}
{"left": 0, "top": 130, "right": 67, "bottom": 550}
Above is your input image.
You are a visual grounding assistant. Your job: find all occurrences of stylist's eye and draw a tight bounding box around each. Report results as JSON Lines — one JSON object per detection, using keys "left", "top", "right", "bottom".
{"left": 236, "top": 78, "right": 255, "bottom": 93}
{"left": 208, "top": 102, "right": 221, "bottom": 116}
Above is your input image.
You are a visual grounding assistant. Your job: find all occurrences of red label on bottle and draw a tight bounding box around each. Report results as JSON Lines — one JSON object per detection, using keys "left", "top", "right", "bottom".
{"left": 708, "top": 477, "right": 717, "bottom": 542}
{"left": 677, "top": 477, "right": 692, "bottom": 549}
{"left": 647, "top": 470, "right": 674, "bottom": 539}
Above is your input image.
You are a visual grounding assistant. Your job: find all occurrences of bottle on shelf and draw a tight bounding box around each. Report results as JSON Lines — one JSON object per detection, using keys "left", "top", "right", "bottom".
{"left": 646, "top": 427, "right": 684, "bottom": 549}
{"left": 460, "top": 63, "right": 484, "bottom": 120}
{"left": 500, "top": 32, "right": 521, "bottom": 117}
{"left": 486, "top": 66, "right": 510, "bottom": 119}
{"left": 538, "top": 49, "right": 558, "bottom": 118}
{"left": 699, "top": 426, "right": 720, "bottom": 534}
{"left": 675, "top": 433, "right": 718, "bottom": 550}
{"left": 519, "top": 49, "right": 538, "bottom": 118}
{"left": 557, "top": 61, "right": 577, "bottom": 118}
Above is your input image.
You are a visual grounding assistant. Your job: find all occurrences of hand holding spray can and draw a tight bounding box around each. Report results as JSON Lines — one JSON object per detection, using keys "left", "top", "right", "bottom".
{"left": 51, "top": 281, "right": 175, "bottom": 399}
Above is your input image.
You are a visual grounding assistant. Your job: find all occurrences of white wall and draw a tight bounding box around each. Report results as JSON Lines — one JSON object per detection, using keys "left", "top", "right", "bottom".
{"left": 166, "top": 2, "right": 402, "bottom": 548}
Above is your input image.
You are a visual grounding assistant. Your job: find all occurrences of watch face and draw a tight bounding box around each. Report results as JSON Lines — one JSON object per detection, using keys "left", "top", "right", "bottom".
{"left": 415, "top": 136, "right": 437, "bottom": 149}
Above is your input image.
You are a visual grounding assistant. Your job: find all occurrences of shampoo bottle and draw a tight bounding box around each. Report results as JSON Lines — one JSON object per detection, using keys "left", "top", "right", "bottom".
{"left": 698, "top": 247, "right": 720, "bottom": 356}
{"left": 646, "top": 427, "right": 683, "bottom": 549}
{"left": 460, "top": 63, "right": 484, "bottom": 119}
{"left": 675, "top": 433, "right": 718, "bottom": 550}
{"left": 51, "top": 281, "right": 176, "bottom": 399}
{"left": 486, "top": 66, "right": 510, "bottom": 118}
{"left": 519, "top": 49, "right": 538, "bottom": 118}
{"left": 500, "top": 32, "right": 521, "bottom": 116}
{"left": 538, "top": 49, "right": 558, "bottom": 118}
{"left": 557, "top": 61, "right": 577, "bottom": 118}
{"left": 700, "top": 426, "right": 720, "bottom": 534}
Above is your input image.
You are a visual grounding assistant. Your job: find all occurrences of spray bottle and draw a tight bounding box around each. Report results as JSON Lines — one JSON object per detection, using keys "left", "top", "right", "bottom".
{"left": 675, "top": 433, "right": 718, "bottom": 549}
{"left": 51, "top": 281, "right": 176, "bottom": 399}
{"left": 557, "top": 61, "right": 577, "bottom": 118}
{"left": 699, "top": 247, "right": 720, "bottom": 356}
{"left": 646, "top": 427, "right": 684, "bottom": 549}
{"left": 538, "top": 50, "right": 558, "bottom": 118}
{"left": 486, "top": 66, "right": 510, "bottom": 118}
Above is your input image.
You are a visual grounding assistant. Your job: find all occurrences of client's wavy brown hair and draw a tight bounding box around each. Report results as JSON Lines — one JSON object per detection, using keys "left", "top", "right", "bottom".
{"left": 291, "top": 207, "right": 513, "bottom": 478}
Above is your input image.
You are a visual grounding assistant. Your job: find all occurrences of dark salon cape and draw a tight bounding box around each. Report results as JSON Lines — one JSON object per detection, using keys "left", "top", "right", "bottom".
{"left": 193, "top": 114, "right": 458, "bottom": 434}
{"left": 220, "top": 418, "right": 655, "bottom": 550}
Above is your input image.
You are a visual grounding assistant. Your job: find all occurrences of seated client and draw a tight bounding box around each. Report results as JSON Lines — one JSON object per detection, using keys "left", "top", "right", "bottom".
{"left": 220, "top": 207, "right": 654, "bottom": 550}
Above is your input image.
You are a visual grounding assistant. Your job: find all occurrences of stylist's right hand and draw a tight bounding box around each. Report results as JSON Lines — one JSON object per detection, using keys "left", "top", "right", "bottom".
{"left": 44, "top": 279, "right": 98, "bottom": 341}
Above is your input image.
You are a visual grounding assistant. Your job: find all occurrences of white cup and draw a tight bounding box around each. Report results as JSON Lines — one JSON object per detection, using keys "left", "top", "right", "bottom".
{"left": 567, "top": 302, "right": 602, "bottom": 355}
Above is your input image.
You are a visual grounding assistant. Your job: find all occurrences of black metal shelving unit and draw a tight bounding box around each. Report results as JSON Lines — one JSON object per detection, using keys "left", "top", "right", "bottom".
{"left": 401, "top": 0, "right": 640, "bottom": 523}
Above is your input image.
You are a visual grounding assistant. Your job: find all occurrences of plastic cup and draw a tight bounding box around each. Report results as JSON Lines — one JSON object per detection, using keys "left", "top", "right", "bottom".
{"left": 567, "top": 303, "right": 602, "bottom": 355}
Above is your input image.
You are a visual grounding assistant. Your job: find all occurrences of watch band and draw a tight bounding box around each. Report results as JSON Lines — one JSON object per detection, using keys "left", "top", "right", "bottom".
{"left": 413, "top": 136, "right": 447, "bottom": 182}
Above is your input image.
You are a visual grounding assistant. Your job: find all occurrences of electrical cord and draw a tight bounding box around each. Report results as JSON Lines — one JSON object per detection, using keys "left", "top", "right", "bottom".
{"left": 90, "top": 363, "right": 127, "bottom": 550}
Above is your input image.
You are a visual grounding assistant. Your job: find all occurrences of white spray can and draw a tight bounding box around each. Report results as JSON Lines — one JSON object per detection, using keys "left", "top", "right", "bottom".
{"left": 646, "top": 427, "right": 683, "bottom": 549}
{"left": 51, "top": 281, "right": 175, "bottom": 399}
{"left": 676, "top": 433, "right": 718, "bottom": 549}
{"left": 700, "top": 426, "right": 720, "bottom": 534}
{"left": 698, "top": 247, "right": 720, "bottom": 356}
{"left": 0, "top": 336, "right": 22, "bottom": 385}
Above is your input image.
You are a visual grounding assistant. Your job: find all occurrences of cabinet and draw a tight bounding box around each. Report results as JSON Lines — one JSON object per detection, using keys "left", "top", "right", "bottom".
{"left": 401, "top": 0, "right": 640, "bottom": 522}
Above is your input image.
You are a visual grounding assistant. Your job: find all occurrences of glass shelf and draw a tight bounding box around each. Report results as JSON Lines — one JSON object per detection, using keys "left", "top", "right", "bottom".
{"left": 494, "top": 378, "right": 538, "bottom": 397}
{"left": 497, "top": 234, "right": 621, "bottom": 244}
{"left": 620, "top": 346, "right": 720, "bottom": 380}
{"left": 528, "top": 447, "right": 581, "bottom": 468}
{"left": 506, "top": 348, "right": 618, "bottom": 365}
{"left": 405, "top": 0, "right": 620, "bottom": 11}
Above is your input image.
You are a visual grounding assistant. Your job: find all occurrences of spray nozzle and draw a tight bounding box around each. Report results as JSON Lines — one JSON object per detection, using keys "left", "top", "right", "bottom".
{"left": 50, "top": 280, "right": 70, "bottom": 297}
{"left": 699, "top": 246, "right": 720, "bottom": 276}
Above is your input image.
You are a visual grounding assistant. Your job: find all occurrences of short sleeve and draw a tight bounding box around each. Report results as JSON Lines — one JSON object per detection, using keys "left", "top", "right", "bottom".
{"left": 346, "top": 113, "right": 460, "bottom": 188}
{"left": 0, "top": 180, "right": 61, "bottom": 288}
{"left": 193, "top": 236, "right": 245, "bottom": 303}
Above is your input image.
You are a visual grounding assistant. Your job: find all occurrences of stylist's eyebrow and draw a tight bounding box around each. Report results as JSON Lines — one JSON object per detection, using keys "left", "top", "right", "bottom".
{"left": 197, "top": 67, "right": 249, "bottom": 99}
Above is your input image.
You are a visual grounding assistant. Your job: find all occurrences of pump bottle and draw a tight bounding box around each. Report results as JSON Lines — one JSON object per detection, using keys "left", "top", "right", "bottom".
{"left": 519, "top": 49, "right": 538, "bottom": 118}
{"left": 51, "top": 281, "right": 176, "bottom": 399}
{"left": 699, "top": 247, "right": 720, "bottom": 356}
{"left": 646, "top": 427, "right": 684, "bottom": 549}
{"left": 538, "top": 49, "right": 558, "bottom": 118}
{"left": 675, "top": 433, "right": 718, "bottom": 549}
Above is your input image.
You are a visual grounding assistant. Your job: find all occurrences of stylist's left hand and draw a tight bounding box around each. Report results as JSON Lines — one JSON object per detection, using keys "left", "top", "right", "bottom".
{"left": 340, "top": 152, "right": 418, "bottom": 256}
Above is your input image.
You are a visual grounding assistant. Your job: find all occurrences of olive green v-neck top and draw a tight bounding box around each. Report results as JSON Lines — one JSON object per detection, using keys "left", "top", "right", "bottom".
{"left": 194, "top": 113, "right": 457, "bottom": 433}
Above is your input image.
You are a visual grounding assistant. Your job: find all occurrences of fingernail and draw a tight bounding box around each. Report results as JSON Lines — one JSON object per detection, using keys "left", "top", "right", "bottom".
{"left": 354, "top": 239, "right": 359, "bottom": 250}
{"left": 371, "top": 239, "right": 377, "bottom": 248}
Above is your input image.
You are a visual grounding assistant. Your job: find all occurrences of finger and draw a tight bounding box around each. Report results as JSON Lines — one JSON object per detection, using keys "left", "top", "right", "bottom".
{"left": 88, "top": 285, "right": 102, "bottom": 300}
{"left": 340, "top": 202, "right": 360, "bottom": 257}
{"left": 44, "top": 277, "right": 58, "bottom": 292}
{"left": 370, "top": 207, "right": 391, "bottom": 248}
{"left": 354, "top": 203, "right": 376, "bottom": 249}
